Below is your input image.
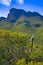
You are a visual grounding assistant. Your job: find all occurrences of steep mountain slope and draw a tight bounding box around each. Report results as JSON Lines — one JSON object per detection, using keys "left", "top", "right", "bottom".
{"left": 0, "top": 8, "right": 43, "bottom": 33}
{"left": 12, "top": 15, "right": 43, "bottom": 33}
{"left": 35, "top": 27, "right": 43, "bottom": 45}
{"left": 7, "top": 8, "right": 43, "bottom": 22}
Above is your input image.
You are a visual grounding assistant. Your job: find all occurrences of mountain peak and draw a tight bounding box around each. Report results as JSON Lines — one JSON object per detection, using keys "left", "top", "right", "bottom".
{"left": 7, "top": 8, "right": 27, "bottom": 23}
{"left": 32, "top": 12, "right": 41, "bottom": 16}
{"left": 10, "top": 8, "right": 17, "bottom": 13}
{"left": 7, "top": 8, "right": 43, "bottom": 23}
{"left": 0, "top": 17, "right": 6, "bottom": 21}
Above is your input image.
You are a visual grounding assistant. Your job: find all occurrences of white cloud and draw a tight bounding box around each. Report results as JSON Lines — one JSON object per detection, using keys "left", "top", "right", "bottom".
{"left": 0, "top": 0, "right": 24, "bottom": 6}
{"left": 0, "top": 0, "right": 11, "bottom": 6}
{"left": 16, "top": 0, "right": 24, "bottom": 4}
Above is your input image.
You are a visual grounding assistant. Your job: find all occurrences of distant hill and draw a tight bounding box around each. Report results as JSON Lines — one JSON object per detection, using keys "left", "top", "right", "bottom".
{"left": 0, "top": 17, "right": 6, "bottom": 21}
{"left": 0, "top": 8, "right": 43, "bottom": 33}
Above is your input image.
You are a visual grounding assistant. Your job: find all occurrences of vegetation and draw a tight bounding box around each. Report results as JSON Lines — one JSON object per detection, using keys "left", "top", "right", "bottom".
{"left": 0, "top": 30, "right": 43, "bottom": 65}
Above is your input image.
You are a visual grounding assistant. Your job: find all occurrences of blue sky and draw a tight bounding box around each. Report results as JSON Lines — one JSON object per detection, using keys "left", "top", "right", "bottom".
{"left": 0, "top": 0, "right": 43, "bottom": 17}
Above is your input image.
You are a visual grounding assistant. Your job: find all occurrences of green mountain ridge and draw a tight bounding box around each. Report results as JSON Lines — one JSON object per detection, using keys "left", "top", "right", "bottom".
{"left": 0, "top": 8, "right": 43, "bottom": 33}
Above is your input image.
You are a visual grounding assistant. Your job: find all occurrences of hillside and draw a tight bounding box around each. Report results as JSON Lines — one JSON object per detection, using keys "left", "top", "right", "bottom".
{"left": 0, "top": 8, "right": 43, "bottom": 33}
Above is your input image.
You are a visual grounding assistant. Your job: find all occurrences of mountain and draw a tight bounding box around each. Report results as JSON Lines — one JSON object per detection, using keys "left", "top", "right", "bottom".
{"left": 7, "top": 8, "right": 28, "bottom": 23}
{"left": 7, "top": 8, "right": 43, "bottom": 23}
{"left": 0, "top": 17, "right": 6, "bottom": 21}
{"left": 0, "top": 8, "right": 43, "bottom": 33}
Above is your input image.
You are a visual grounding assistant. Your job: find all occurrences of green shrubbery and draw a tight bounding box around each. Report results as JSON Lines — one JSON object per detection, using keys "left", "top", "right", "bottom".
{"left": 0, "top": 30, "right": 43, "bottom": 65}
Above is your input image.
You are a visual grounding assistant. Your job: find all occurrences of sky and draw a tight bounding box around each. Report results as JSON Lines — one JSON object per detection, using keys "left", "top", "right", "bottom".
{"left": 0, "top": 0, "right": 43, "bottom": 17}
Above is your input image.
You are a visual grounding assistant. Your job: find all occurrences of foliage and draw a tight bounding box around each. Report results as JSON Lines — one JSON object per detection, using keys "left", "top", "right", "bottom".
{"left": 0, "top": 30, "right": 43, "bottom": 65}
{"left": 16, "top": 58, "right": 27, "bottom": 65}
